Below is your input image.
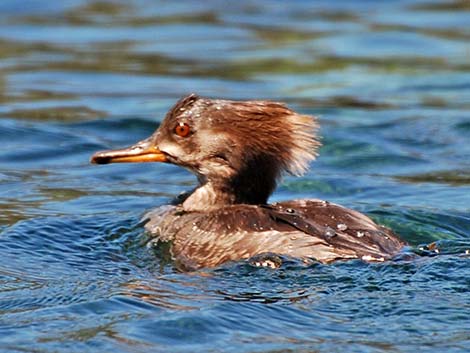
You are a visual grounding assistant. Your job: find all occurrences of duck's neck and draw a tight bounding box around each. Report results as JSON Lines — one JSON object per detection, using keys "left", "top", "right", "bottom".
{"left": 182, "top": 164, "right": 278, "bottom": 212}
{"left": 182, "top": 182, "right": 231, "bottom": 211}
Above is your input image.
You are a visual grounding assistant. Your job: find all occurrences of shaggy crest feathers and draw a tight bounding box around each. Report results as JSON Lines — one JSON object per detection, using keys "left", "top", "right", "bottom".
{"left": 284, "top": 109, "right": 321, "bottom": 176}
{"left": 194, "top": 96, "right": 321, "bottom": 178}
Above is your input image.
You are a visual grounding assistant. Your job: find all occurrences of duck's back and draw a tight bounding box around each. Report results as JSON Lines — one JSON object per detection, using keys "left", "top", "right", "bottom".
{"left": 144, "top": 199, "right": 405, "bottom": 270}
{"left": 142, "top": 200, "right": 405, "bottom": 269}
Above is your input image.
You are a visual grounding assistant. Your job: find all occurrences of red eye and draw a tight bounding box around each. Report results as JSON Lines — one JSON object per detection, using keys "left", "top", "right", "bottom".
{"left": 174, "top": 122, "right": 191, "bottom": 137}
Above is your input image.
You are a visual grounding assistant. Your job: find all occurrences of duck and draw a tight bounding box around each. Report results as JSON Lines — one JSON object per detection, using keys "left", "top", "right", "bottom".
{"left": 91, "top": 94, "right": 405, "bottom": 270}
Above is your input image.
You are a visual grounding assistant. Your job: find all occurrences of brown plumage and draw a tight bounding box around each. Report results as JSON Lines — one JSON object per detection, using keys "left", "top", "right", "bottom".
{"left": 91, "top": 94, "right": 406, "bottom": 270}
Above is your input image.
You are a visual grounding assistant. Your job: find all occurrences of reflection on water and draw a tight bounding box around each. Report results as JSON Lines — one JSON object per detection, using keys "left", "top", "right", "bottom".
{"left": 1, "top": 0, "right": 470, "bottom": 352}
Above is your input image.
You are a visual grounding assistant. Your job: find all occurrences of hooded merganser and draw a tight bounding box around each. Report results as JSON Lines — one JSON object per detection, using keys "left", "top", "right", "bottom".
{"left": 91, "top": 94, "right": 405, "bottom": 270}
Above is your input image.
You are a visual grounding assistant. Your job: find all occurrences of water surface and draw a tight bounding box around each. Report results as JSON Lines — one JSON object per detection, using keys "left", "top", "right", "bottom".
{"left": 1, "top": 1, "right": 470, "bottom": 352}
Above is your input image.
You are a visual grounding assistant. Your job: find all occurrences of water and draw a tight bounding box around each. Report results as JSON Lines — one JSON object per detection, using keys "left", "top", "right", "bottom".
{"left": 1, "top": 0, "right": 470, "bottom": 352}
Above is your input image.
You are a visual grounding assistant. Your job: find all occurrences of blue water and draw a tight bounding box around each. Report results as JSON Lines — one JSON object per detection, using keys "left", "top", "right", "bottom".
{"left": 1, "top": 1, "right": 470, "bottom": 352}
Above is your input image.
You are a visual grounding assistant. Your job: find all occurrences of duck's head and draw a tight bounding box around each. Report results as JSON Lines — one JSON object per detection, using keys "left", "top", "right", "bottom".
{"left": 91, "top": 94, "right": 320, "bottom": 209}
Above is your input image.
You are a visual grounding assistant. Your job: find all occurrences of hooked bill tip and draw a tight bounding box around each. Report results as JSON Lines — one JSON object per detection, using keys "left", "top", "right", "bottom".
{"left": 90, "top": 152, "right": 111, "bottom": 164}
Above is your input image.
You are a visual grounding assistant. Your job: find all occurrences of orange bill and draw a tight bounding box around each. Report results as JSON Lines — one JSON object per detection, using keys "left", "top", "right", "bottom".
{"left": 90, "top": 138, "right": 167, "bottom": 164}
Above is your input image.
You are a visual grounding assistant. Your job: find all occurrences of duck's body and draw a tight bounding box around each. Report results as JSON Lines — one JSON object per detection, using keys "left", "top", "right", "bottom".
{"left": 92, "top": 94, "right": 405, "bottom": 270}
{"left": 144, "top": 200, "right": 404, "bottom": 270}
